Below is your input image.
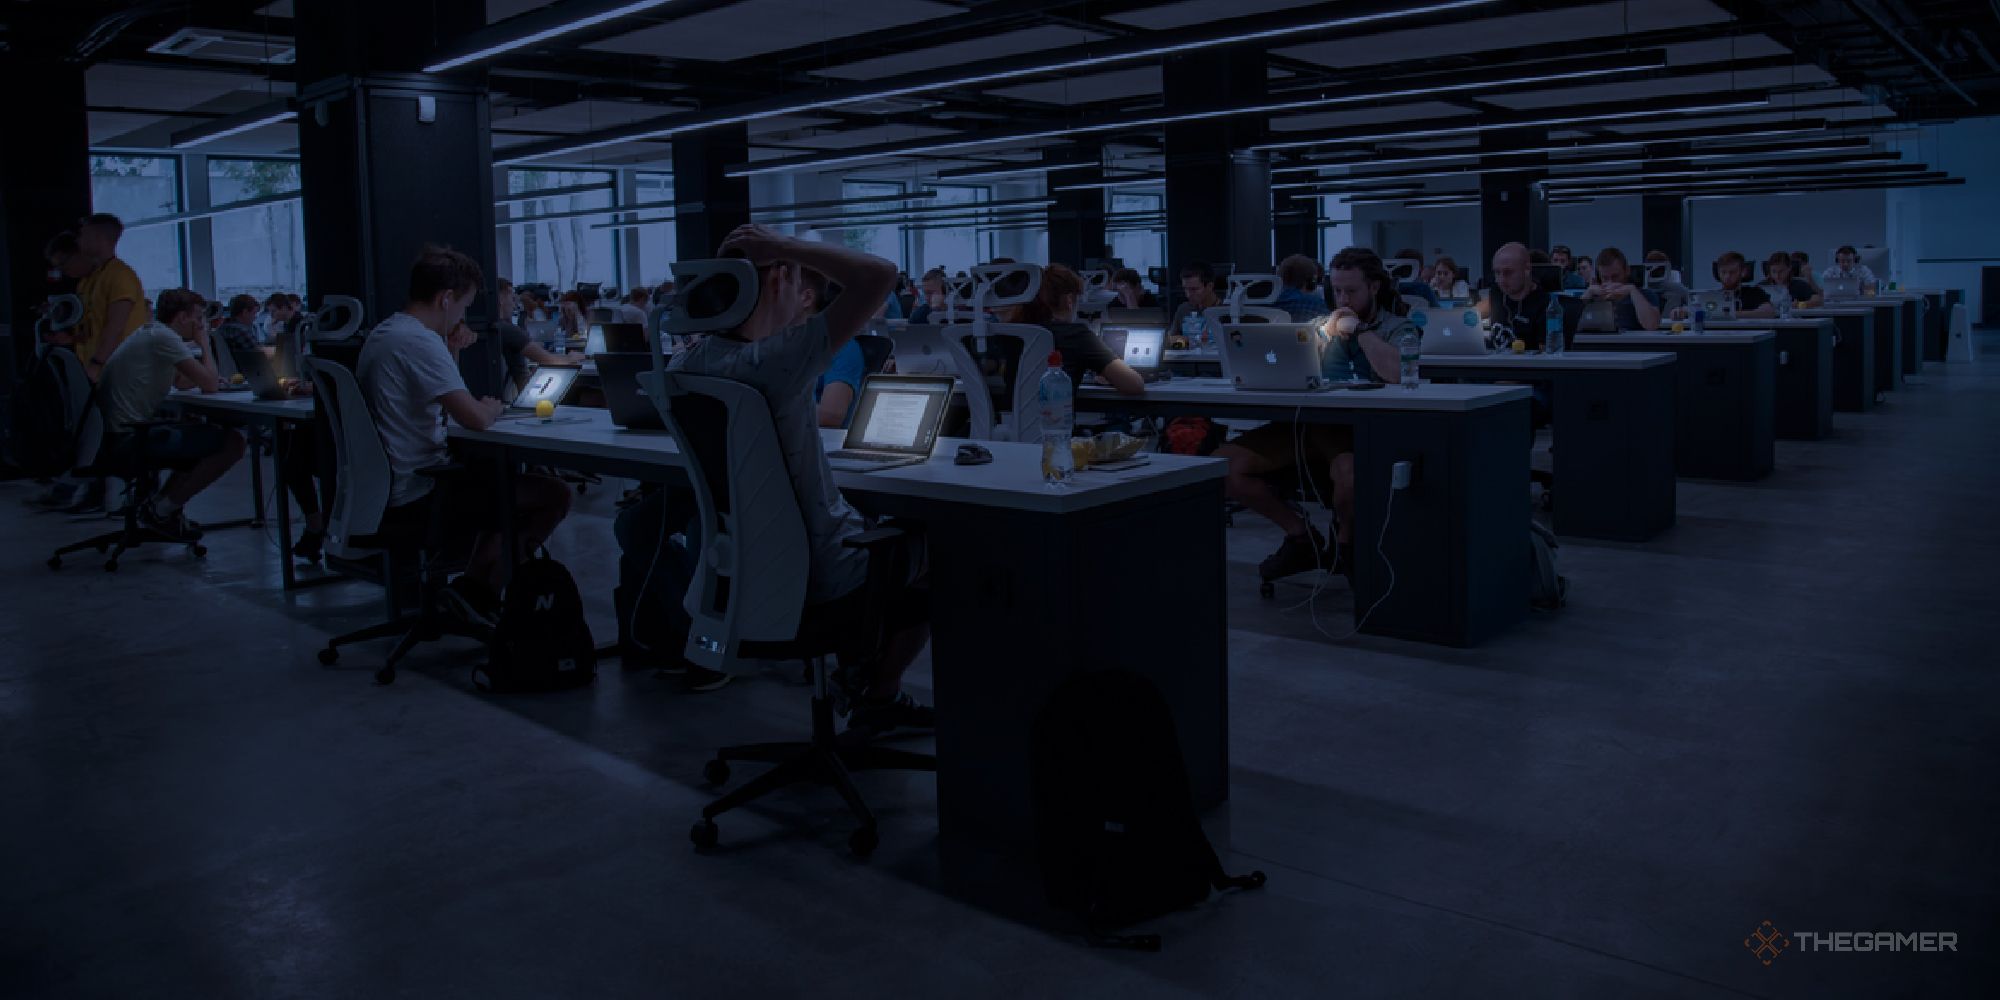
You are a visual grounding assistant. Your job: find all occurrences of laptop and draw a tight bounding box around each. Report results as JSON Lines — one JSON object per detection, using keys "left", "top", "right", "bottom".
{"left": 1220, "top": 324, "right": 1327, "bottom": 391}
{"left": 1823, "top": 275, "right": 1860, "bottom": 301}
{"left": 584, "top": 322, "right": 648, "bottom": 357}
{"left": 595, "top": 352, "right": 663, "bottom": 429}
{"left": 1099, "top": 326, "right": 1172, "bottom": 383}
{"left": 1576, "top": 299, "right": 1620, "bottom": 333}
{"left": 825, "top": 375, "right": 954, "bottom": 471}
{"left": 1421, "top": 309, "right": 1489, "bottom": 356}
{"left": 499, "top": 365, "right": 580, "bottom": 417}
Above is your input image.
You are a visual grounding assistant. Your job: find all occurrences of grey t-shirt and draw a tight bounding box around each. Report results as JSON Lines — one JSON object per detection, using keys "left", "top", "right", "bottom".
{"left": 100, "top": 322, "right": 196, "bottom": 432}
{"left": 357, "top": 312, "right": 468, "bottom": 507}
{"left": 668, "top": 314, "right": 869, "bottom": 604}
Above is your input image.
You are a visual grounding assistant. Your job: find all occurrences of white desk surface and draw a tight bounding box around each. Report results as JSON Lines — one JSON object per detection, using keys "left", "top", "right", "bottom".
{"left": 1702, "top": 319, "right": 1835, "bottom": 330}
{"left": 1078, "top": 377, "right": 1529, "bottom": 412}
{"left": 448, "top": 409, "right": 1224, "bottom": 515}
{"left": 165, "top": 390, "right": 315, "bottom": 418}
{"left": 1419, "top": 351, "right": 1674, "bottom": 371}
{"left": 1577, "top": 331, "right": 1774, "bottom": 346}
{"left": 1797, "top": 304, "right": 1893, "bottom": 314}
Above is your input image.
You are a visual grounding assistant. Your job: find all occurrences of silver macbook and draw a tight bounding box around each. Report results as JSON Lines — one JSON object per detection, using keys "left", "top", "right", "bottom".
{"left": 1822, "top": 275, "right": 1860, "bottom": 301}
{"left": 825, "top": 374, "right": 954, "bottom": 471}
{"left": 1421, "top": 309, "right": 1489, "bottom": 356}
{"left": 1220, "top": 324, "right": 1327, "bottom": 391}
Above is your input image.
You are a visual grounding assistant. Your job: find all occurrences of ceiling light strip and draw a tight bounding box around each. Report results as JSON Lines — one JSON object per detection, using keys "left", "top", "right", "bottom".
{"left": 425, "top": 0, "right": 687, "bottom": 73}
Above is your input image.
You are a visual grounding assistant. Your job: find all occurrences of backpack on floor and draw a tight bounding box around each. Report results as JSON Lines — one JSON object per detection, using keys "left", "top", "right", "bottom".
{"left": 1529, "top": 520, "right": 1568, "bottom": 611}
{"left": 477, "top": 549, "right": 596, "bottom": 693}
{"left": 1032, "top": 670, "right": 1265, "bottom": 950}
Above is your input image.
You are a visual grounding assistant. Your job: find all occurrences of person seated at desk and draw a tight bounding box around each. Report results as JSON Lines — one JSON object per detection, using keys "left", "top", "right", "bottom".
{"left": 1822, "top": 244, "right": 1879, "bottom": 288}
{"left": 1018, "top": 264, "right": 1145, "bottom": 395}
{"left": 1168, "top": 261, "right": 1222, "bottom": 347}
{"left": 1583, "top": 248, "right": 1662, "bottom": 330}
{"left": 262, "top": 292, "right": 302, "bottom": 345}
{"left": 1429, "top": 256, "right": 1470, "bottom": 301}
{"left": 1761, "top": 251, "right": 1822, "bottom": 310}
{"left": 1111, "top": 268, "right": 1159, "bottom": 309}
{"left": 1791, "top": 250, "right": 1821, "bottom": 293}
{"left": 1481, "top": 242, "right": 1556, "bottom": 348}
{"left": 1712, "top": 251, "right": 1776, "bottom": 318}
{"left": 1215, "top": 248, "right": 1408, "bottom": 581}
{"left": 1392, "top": 249, "right": 1439, "bottom": 307}
{"left": 494, "top": 279, "right": 577, "bottom": 395}
{"left": 217, "top": 293, "right": 332, "bottom": 560}
{"left": 359, "top": 247, "right": 572, "bottom": 630}
{"left": 215, "top": 294, "right": 267, "bottom": 367}
{"left": 98, "top": 289, "right": 247, "bottom": 542}
{"left": 1275, "top": 254, "right": 1329, "bottom": 321}
{"left": 1550, "top": 246, "right": 1589, "bottom": 290}
{"left": 666, "top": 225, "right": 931, "bottom": 732}
{"left": 906, "top": 266, "right": 949, "bottom": 324}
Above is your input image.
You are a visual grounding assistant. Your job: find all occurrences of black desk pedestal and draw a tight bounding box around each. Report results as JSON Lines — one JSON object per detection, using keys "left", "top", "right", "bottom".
{"left": 1773, "top": 324, "right": 1835, "bottom": 440}
{"left": 1588, "top": 338, "right": 1776, "bottom": 481}
{"left": 1818, "top": 313, "right": 1874, "bottom": 413}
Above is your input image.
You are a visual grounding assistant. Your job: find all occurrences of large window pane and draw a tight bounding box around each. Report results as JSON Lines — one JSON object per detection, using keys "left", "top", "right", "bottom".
{"left": 839, "top": 181, "right": 908, "bottom": 273}
{"left": 633, "top": 171, "right": 677, "bottom": 289}
{"left": 208, "top": 158, "right": 307, "bottom": 302}
{"left": 90, "top": 154, "right": 184, "bottom": 295}
{"left": 922, "top": 184, "right": 988, "bottom": 278}
{"left": 504, "top": 169, "right": 619, "bottom": 293}
{"left": 1108, "top": 189, "right": 1164, "bottom": 289}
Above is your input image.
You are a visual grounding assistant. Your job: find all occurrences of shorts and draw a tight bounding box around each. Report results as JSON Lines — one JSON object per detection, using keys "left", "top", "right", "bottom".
{"left": 375, "top": 454, "right": 539, "bottom": 547}
{"left": 1226, "top": 421, "right": 1354, "bottom": 470}
{"left": 128, "top": 421, "right": 237, "bottom": 471}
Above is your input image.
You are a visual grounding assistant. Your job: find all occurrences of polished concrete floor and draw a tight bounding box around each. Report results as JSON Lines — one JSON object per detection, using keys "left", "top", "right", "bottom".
{"left": 5, "top": 346, "right": 1997, "bottom": 998}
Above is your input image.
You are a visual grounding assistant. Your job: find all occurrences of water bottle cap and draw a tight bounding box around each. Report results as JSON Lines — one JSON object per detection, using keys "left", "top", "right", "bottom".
{"left": 1047, "top": 350, "right": 1063, "bottom": 366}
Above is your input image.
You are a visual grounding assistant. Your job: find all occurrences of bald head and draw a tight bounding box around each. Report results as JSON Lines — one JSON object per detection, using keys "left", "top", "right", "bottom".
{"left": 1492, "top": 242, "right": 1533, "bottom": 298}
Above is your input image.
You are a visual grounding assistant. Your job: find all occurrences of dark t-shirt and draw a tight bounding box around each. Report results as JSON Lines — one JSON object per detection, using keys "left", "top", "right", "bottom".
{"left": 1727, "top": 285, "right": 1771, "bottom": 313}
{"left": 1487, "top": 287, "right": 1557, "bottom": 350}
{"left": 961, "top": 321, "right": 1117, "bottom": 410}
{"left": 497, "top": 321, "right": 530, "bottom": 388}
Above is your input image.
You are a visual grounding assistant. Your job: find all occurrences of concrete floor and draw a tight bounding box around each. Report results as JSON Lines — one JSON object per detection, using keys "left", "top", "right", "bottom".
{"left": 5, "top": 346, "right": 1998, "bottom": 998}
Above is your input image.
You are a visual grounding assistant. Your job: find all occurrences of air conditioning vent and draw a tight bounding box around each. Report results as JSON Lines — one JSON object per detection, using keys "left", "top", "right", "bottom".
{"left": 148, "top": 28, "right": 296, "bottom": 66}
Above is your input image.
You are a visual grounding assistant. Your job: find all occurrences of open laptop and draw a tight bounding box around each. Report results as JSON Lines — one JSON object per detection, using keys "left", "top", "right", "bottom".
{"left": 1822, "top": 275, "right": 1860, "bottom": 301}
{"left": 1421, "top": 309, "right": 1488, "bottom": 356}
{"left": 1220, "top": 324, "right": 1328, "bottom": 391}
{"left": 584, "top": 322, "right": 648, "bottom": 357}
{"left": 498, "top": 365, "right": 580, "bottom": 417}
{"left": 595, "top": 352, "right": 662, "bottom": 429}
{"left": 1099, "top": 326, "right": 1172, "bottom": 383}
{"left": 825, "top": 374, "right": 954, "bottom": 471}
{"left": 1576, "top": 299, "right": 1620, "bottom": 333}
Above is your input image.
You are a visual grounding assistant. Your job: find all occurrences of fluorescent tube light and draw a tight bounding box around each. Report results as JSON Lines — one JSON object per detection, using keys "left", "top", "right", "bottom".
{"left": 170, "top": 106, "right": 296, "bottom": 149}
{"left": 425, "top": 0, "right": 687, "bottom": 73}
{"left": 1251, "top": 99, "right": 1771, "bottom": 153}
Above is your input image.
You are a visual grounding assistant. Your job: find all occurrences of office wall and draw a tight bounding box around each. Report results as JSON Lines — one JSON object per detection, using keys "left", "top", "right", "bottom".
{"left": 1887, "top": 118, "right": 2000, "bottom": 318}
{"left": 1550, "top": 197, "right": 1643, "bottom": 261}
{"left": 1348, "top": 203, "right": 1481, "bottom": 276}
{"left": 1688, "top": 189, "right": 1887, "bottom": 285}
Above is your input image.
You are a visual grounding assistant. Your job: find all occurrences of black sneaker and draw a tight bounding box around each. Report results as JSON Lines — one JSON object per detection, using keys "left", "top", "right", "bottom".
{"left": 683, "top": 665, "right": 732, "bottom": 692}
{"left": 440, "top": 576, "right": 501, "bottom": 630}
{"left": 138, "top": 505, "right": 202, "bottom": 543}
{"left": 848, "top": 691, "right": 936, "bottom": 734}
{"left": 292, "top": 528, "right": 325, "bottom": 563}
{"left": 1258, "top": 526, "right": 1329, "bottom": 582}
{"left": 27, "top": 481, "right": 79, "bottom": 511}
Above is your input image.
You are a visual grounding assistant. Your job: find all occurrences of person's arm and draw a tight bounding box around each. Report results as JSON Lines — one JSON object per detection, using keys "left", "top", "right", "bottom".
{"left": 1099, "top": 359, "right": 1147, "bottom": 396}
{"left": 440, "top": 390, "right": 504, "bottom": 432}
{"left": 1625, "top": 284, "right": 1661, "bottom": 330}
{"left": 1740, "top": 296, "right": 1777, "bottom": 318}
{"left": 722, "top": 225, "right": 897, "bottom": 353}
{"left": 522, "top": 341, "right": 580, "bottom": 367}
{"left": 177, "top": 327, "right": 221, "bottom": 392}
{"left": 1355, "top": 326, "right": 1403, "bottom": 383}
{"left": 815, "top": 382, "right": 856, "bottom": 428}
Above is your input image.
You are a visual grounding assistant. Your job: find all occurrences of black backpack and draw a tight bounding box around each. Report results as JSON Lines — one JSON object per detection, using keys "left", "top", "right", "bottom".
{"left": 5, "top": 348, "right": 88, "bottom": 479}
{"left": 1032, "top": 670, "right": 1265, "bottom": 950}
{"left": 476, "top": 549, "right": 596, "bottom": 693}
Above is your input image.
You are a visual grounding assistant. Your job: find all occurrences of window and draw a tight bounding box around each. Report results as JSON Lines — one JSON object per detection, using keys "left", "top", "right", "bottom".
{"left": 632, "top": 171, "right": 676, "bottom": 288}
{"left": 921, "top": 184, "right": 989, "bottom": 278}
{"left": 90, "top": 155, "right": 185, "bottom": 294}
{"left": 840, "top": 180, "right": 910, "bottom": 274}
{"left": 1107, "top": 189, "right": 1164, "bottom": 287}
{"left": 1319, "top": 195, "right": 1354, "bottom": 264}
{"left": 208, "top": 158, "right": 307, "bottom": 302}
{"left": 504, "top": 169, "right": 619, "bottom": 293}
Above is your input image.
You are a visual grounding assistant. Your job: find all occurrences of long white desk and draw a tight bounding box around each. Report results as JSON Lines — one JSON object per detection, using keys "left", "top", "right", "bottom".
{"left": 1418, "top": 352, "right": 1677, "bottom": 541}
{"left": 445, "top": 409, "right": 1232, "bottom": 875}
{"left": 1077, "top": 378, "right": 1532, "bottom": 646}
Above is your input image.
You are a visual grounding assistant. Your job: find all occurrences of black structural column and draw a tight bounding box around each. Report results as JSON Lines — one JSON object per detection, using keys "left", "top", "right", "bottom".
{"left": 673, "top": 126, "right": 751, "bottom": 261}
{"left": 1478, "top": 129, "right": 1548, "bottom": 270}
{"left": 1641, "top": 194, "right": 1691, "bottom": 272}
{"left": 1164, "top": 49, "right": 1272, "bottom": 273}
{"left": 0, "top": 24, "right": 92, "bottom": 421}
{"left": 1274, "top": 193, "right": 1320, "bottom": 262}
{"left": 1045, "top": 147, "right": 1106, "bottom": 269}
{"left": 294, "top": 0, "right": 496, "bottom": 327}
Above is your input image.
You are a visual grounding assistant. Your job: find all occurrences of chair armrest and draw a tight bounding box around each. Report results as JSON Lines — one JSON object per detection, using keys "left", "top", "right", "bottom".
{"left": 841, "top": 525, "right": 908, "bottom": 551}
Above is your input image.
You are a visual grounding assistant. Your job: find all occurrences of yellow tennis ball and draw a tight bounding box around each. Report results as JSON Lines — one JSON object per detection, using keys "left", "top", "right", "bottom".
{"left": 535, "top": 399, "right": 555, "bottom": 419}
{"left": 1510, "top": 339, "right": 1526, "bottom": 354}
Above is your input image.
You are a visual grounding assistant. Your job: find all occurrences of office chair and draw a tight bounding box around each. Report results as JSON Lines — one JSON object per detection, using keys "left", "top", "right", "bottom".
{"left": 896, "top": 264, "right": 1052, "bottom": 442}
{"left": 304, "top": 358, "right": 489, "bottom": 684}
{"left": 47, "top": 404, "right": 206, "bottom": 572}
{"left": 651, "top": 259, "right": 935, "bottom": 858}
{"left": 854, "top": 332, "right": 895, "bottom": 376}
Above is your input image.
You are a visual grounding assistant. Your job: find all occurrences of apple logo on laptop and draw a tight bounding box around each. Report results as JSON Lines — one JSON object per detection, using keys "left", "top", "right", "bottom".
{"left": 1264, "top": 350, "right": 1279, "bottom": 365}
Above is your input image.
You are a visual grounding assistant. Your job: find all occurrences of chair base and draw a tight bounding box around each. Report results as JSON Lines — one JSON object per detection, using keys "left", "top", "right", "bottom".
{"left": 48, "top": 519, "right": 205, "bottom": 572}
{"left": 693, "top": 690, "right": 935, "bottom": 857}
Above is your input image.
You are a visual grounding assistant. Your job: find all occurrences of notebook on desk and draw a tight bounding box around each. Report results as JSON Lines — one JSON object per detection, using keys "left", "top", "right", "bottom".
{"left": 825, "top": 375, "right": 954, "bottom": 472}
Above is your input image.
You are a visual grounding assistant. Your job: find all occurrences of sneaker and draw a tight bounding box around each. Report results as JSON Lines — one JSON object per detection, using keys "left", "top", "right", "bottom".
{"left": 1258, "top": 525, "right": 1329, "bottom": 582}
{"left": 683, "top": 665, "right": 732, "bottom": 692}
{"left": 439, "top": 576, "right": 502, "bottom": 629}
{"left": 848, "top": 690, "right": 936, "bottom": 734}
{"left": 138, "top": 505, "right": 202, "bottom": 543}
{"left": 27, "top": 481, "right": 79, "bottom": 511}
{"left": 292, "top": 528, "right": 326, "bottom": 563}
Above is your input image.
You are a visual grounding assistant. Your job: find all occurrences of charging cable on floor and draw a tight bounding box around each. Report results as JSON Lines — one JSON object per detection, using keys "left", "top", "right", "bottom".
{"left": 1290, "top": 452, "right": 1407, "bottom": 644}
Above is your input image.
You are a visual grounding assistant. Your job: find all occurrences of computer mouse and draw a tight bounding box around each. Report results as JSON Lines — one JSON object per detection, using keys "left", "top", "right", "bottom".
{"left": 954, "top": 443, "right": 992, "bottom": 466}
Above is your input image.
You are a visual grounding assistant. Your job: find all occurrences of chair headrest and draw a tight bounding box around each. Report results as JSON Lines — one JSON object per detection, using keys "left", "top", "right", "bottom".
{"left": 41, "top": 294, "right": 83, "bottom": 334}
{"left": 1077, "top": 269, "right": 1110, "bottom": 292}
{"left": 666, "top": 259, "right": 760, "bottom": 335}
{"left": 1226, "top": 274, "right": 1282, "bottom": 306}
{"left": 971, "top": 262, "right": 1041, "bottom": 308}
{"left": 313, "top": 295, "right": 364, "bottom": 339}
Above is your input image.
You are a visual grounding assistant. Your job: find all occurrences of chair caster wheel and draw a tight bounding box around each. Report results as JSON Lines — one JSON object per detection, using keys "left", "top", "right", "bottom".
{"left": 1259, "top": 580, "right": 1275, "bottom": 599}
{"left": 47, "top": 557, "right": 61, "bottom": 570}
{"left": 691, "top": 819, "right": 719, "bottom": 850}
{"left": 104, "top": 560, "right": 119, "bottom": 573}
{"left": 702, "top": 759, "right": 730, "bottom": 787}
{"left": 318, "top": 647, "right": 339, "bottom": 666}
{"left": 190, "top": 543, "right": 207, "bottom": 558}
{"left": 374, "top": 666, "right": 396, "bottom": 685}
{"left": 849, "top": 826, "right": 879, "bottom": 858}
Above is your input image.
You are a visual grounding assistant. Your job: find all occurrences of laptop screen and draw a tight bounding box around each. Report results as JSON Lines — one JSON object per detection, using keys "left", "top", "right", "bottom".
{"left": 584, "top": 324, "right": 606, "bottom": 357}
{"left": 844, "top": 375, "right": 953, "bottom": 454}
{"left": 1118, "top": 326, "right": 1165, "bottom": 369}
{"left": 513, "top": 366, "right": 578, "bottom": 408}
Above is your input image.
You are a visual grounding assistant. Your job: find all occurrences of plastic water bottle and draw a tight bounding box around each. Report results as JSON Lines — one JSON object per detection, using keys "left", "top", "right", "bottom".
{"left": 1692, "top": 302, "right": 1707, "bottom": 335}
{"left": 1543, "top": 295, "right": 1564, "bottom": 355}
{"left": 1398, "top": 327, "right": 1422, "bottom": 390}
{"left": 1038, "top": 350, "right": 1074, "bottom": 488}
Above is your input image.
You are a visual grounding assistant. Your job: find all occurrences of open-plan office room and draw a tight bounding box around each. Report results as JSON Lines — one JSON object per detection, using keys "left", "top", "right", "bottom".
{"left": 4, "top": 0, "right": 1997, "bottom": 996}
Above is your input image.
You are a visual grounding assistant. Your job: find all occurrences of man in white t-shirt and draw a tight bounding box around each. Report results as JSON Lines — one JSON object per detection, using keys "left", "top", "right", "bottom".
{"left": 96, "top": 288, "right": 247, "bottom": 541}
{"left": 358, "top": 246, "right": 571, "bottom": 627}
{"left": 667, "top": 226, "right": 931, "bottom": 734}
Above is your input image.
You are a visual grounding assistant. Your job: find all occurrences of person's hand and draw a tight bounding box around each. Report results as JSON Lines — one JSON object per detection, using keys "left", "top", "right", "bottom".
{"left": 719, "top": 224, "right": 794, "bottom": 265}
{"left": 447, "top": 321, "right": 477, "bottom": 353}
{"left": 480, "top": 397, "right": 505, "bottom": 421}
{"left": 1328, "top": 307, "right": 1360, "bottom": 339}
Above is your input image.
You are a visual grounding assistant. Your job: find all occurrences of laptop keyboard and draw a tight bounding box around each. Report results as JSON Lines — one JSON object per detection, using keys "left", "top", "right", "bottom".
{"left": 826, "top": 450, "right": 897, "bottom": 461}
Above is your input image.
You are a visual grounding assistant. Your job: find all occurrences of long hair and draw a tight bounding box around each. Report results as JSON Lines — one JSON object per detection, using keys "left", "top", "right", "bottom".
{"left": 1013, "top": 263, "right": 1083, "bottom": 325}
{"left": 1329, "top": 247, "right": 1404, "bottom": 317}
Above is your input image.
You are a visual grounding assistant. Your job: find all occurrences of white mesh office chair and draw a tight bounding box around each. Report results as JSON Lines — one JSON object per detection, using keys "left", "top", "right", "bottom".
{"left": 1946, "top": 302, "right": 1976, "bottom": 362}
{"left": 895, "top": 262, "right": 1052, "bottom": 442}
{"left": 647, "top": 259, "right": 935, "bottom": 858}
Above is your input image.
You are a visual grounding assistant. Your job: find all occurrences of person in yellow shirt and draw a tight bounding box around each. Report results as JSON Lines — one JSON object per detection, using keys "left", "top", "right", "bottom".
{"left": 74, "top": 213, "right": 146, "bottom": 379}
